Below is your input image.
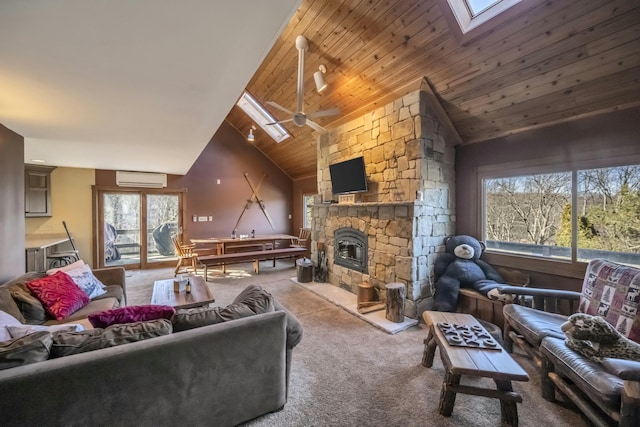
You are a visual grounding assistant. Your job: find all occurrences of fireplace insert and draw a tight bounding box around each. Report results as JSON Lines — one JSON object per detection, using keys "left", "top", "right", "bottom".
{"left": 334, "top": 227, "right": 367, "bottom": 273}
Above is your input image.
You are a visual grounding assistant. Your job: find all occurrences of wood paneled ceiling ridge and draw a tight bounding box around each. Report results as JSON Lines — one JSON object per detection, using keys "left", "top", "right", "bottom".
{"left": 434, "top": 0, "right": 627, "bottom": 95}
{"left": 441, "top": 1, "right": 639, "bottom": 103}
{"left": 225, "top": 0, "right": 640, "bottom": 180}
{"left": 451, "top": 2, "right": 640, "bottom": 141}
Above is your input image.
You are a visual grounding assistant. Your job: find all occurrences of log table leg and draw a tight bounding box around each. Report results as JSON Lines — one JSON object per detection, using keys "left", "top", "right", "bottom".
{"left": 422, "top": 329, "right": 437, "bottom": 367}
{"left": 439, "top": 372, "right": 461, "bottom": 416}
{"left": 423, "top": 311, "right": 528, "bottom": 426}
{"left": 494, "top": 379, "right": 519, "bottom": 427}
{"left": 385, "top": 282, "right": 405, "bottom": 323}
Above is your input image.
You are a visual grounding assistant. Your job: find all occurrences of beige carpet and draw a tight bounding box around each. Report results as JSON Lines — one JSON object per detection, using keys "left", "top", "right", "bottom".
{"left": 126, "top": 261, "right": 587, "bottom": 427}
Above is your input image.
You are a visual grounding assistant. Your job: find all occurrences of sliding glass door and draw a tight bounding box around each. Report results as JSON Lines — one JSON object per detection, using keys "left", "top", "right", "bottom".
{"left": 146, "top": 194, "right": 179, "bottom": 265}
{"left": 96, "top": 189, "right": 182, "bottom": 269}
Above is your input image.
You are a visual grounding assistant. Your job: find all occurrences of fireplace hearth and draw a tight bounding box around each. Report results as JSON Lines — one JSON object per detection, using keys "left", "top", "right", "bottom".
{"left": 334, "top": 228, "right": 367, "bottom": 273}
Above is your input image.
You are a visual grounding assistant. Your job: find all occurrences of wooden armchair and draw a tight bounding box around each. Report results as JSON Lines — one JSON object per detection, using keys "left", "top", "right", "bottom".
{"left": 171, "top": 235, "right": 199, "bottom": 276}
{"left": 290, "top": 228, "right": 311, "bottom": 259}
{"left": 290, "top": 228, "right": 311, "bottom": 249}
{"left": 497, "top": 259, "right": 640, "bottom": 426}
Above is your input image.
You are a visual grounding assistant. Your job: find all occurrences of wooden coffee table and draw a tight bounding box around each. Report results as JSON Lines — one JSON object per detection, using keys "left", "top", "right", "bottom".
{"left": 150, "top": 275, "right": 215, "bottom": 309}
{"left": 422, "top": 311, "right": 529, "bottom": 427}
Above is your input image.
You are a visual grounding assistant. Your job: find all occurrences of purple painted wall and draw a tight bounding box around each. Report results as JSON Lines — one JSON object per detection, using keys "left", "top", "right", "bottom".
{"left": 96, "top": 121, "right": 294, "bottom": 242}
{"left": 176, "top": 121, "right": 293, "bottom": 240}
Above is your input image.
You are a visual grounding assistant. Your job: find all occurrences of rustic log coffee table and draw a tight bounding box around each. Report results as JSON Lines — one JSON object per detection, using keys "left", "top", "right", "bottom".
{"left": 422, "top": 311, "right": 529, "bottom": 427}
{"left": 151, "top": 275, "right": 215, "bottom": 309}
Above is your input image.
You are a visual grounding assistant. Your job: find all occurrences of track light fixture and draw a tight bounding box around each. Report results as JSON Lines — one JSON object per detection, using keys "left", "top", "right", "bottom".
{"left": 247, "top": 125, "right": 256, "bottom": 142}
{"left": 314, "top": 64, "right": 327, "bottom": 93}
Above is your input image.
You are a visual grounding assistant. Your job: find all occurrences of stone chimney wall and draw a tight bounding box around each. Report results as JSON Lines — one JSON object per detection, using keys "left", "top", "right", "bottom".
{"left": 311, "top": 89, "right": 456, "bottom": 318}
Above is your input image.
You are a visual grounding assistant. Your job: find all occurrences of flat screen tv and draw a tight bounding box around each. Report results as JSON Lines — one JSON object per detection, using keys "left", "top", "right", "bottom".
{"left": 329, "top": 156, "right": 368, "bottom": 195}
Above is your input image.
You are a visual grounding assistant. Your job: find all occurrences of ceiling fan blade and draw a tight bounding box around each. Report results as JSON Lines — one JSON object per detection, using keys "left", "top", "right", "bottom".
{"left": 306, "top": 108, "right": 340, "bottom": 119}
{"left": 266, "top": 118, "right": 294, "bottom": 125}
{"left": 266, "top": 101, "right": 294, "bottom": 116}
{"left": 305, "top": 119, "right": 326, "bottom": 133}
{"left": 296, "top": 36, "right": 307, "bottom": 114}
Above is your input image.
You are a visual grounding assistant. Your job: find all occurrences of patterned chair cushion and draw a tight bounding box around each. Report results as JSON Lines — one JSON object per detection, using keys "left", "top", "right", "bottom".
{"left": 578, "top": 259, "right": 640, "bottom": 343}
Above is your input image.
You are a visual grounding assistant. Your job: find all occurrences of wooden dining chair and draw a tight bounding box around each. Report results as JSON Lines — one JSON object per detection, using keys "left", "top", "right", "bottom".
{"left": 171, "top": 235, "right": 199, "bottom": 276}
{"left": 290, "top": 228, "right": 311, "bottom": 249}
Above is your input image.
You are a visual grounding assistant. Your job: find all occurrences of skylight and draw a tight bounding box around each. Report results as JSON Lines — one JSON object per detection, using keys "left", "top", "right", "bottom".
{"left": 236, "top": 92, "right": 290, "bottom": 143}
{"left": 465, "top": 0, "right": 503, "bottom": 17}
{"left": 447, "top": 0, "right": 522, "bottom": 34}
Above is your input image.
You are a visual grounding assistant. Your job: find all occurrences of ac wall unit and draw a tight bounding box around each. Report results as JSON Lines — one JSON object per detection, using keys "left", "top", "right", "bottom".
{"left": 116, "top": 171, "right": 167, "bottom": 188}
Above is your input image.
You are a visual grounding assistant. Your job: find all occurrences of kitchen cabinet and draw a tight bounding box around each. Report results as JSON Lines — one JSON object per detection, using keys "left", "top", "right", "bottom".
{"left": 25, "top": 165, "right": 55, "bottom": 217}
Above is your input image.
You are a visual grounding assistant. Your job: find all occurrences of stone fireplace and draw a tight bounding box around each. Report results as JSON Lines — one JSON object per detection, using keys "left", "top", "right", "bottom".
{"left": 311, "top": 85, "right": 456, "bottom": 318}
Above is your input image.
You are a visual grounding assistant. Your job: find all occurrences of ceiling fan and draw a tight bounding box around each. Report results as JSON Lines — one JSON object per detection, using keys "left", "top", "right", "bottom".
{"left": 266, "top": 35, "right": 339, "bottom": 133}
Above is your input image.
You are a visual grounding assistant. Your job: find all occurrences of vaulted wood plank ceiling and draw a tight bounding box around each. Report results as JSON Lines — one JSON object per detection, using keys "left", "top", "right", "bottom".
{"left": 225, "top": 0, "right": 640, "bottom": 180}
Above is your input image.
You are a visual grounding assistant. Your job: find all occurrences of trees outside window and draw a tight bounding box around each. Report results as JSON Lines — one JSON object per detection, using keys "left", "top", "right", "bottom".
{"left": 303, "top": 194, "right": 314, "bottom": 228}
{"left": 484, "top": 165, "right": 640, "bottom": 266}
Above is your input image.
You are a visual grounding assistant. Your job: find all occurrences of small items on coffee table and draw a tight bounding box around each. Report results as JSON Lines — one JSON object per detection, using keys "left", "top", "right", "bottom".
{"left": 437, "top": 322, "right": 499, "bottom": 349}
{"left": 151, "top": 275, "right": 215, "bottom": 309}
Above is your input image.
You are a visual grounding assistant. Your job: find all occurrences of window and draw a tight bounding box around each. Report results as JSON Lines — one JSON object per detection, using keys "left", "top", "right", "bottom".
{"left": 465, "top": 0, "right": 504, "bottom": 17}
{"left": 236, "top": 91, "right": 290, "bottom": 143}
{"left": 443, "top": 0, "right": 522, "bottom": 36}
{"left": 303, "top": 194, "right": 314, "bottom": 228}
{"left": 483, "top": 164, "right": 640, "bottom": 266}
{"left": 576, "top": 166, "right": 640, "bottom": 264}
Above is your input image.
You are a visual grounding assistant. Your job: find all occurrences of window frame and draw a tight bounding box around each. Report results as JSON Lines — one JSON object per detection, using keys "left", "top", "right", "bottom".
{"left": 437, "top": 0, "right": 542, "bottom": 45}
{"left": 478, "top": 154, "right": 640, "bottom": 271}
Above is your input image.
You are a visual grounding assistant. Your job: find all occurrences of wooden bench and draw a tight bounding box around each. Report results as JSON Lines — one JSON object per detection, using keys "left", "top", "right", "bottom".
{"left": 197, "top": 247, "right": 307, "bottom": 278}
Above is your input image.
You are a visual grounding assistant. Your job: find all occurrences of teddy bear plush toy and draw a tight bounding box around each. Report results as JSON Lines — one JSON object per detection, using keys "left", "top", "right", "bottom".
{"left": 432, "top": 235, "right": 509, "bottom": 312}
{"left": 562, "top": 313, "right": 640, "bottom": 363}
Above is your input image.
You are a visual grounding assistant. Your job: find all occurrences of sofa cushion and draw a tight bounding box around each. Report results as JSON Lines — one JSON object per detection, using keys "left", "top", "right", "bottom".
{"left": 26, "top": 271, "right": 91, "bottom": 321}
{"left": 0, "top": 288, "right": 25, "bottom": 324}
{"left": 48, "top": 298, "right": 118, "bottom": 325}
{"left": 46, "top": 259, "right": 85, "bottom": 275}
{"left": 503, "top": 303, "right": 567, "bottom": 346}
{"left": 92, "top": 285, "right": 124, "bottom": 304}
{"left": 7, "top": 282, "right": 48, "bottom": 324}
{"left": 0, "top": 310, "right": 23, "bottom": 341}
{"left": 172, "top": 284, "right": 274, "bottom": 332}
{"left": 0, "top": 331, "right": 52, "bottom": 370}
{"left": 60, "top": 264, "right": 107, "bottom": 299}
{"left": 7, "top": 323, "right": 83, "bottom": 339}
{"left": 541, "top": 336, "right": 623, "bottom": 411}
{"left": 50, "top": 319, "right": 173, "bottom": 358}
{"left": 602, "top": 358, "right": 640, "bottom": 381}
{"left": 579, "top": 259, "right": 640, "bottom": 343}
{"left": 232, "top": 284, "right": 276, "bottom": 310}
{"left": 88, "top": 305, "right": 176, "bottom": 328}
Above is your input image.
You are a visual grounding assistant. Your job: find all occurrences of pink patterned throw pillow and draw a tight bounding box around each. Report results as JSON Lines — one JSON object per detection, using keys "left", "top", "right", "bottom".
{"left": 26, "top": 272, "right": 91, "bottom": 320}
{"left": 88, "top": 305, "right": 176, "bottom": 328}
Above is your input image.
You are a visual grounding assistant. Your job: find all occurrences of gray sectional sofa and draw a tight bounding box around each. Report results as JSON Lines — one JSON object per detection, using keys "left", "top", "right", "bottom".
{"left": 1, "top": 310, "right": 297, "bottom": 426}
{"left": 0, "top": 269, "right": 303, "bottom": 427}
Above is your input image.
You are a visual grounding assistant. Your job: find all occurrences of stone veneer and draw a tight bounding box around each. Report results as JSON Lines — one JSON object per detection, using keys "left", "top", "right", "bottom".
{"left": 311, "top": 89, "right": 456, "bottom": 318}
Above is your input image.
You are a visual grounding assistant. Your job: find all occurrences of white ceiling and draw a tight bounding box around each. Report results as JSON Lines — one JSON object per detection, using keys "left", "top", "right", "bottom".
{"left": 0, "top": 0, "right": 301, "bottom": 174}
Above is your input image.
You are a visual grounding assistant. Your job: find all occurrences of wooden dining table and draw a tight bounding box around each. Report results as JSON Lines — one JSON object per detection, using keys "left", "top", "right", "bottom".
{"left": 191, "top": 234, "right": 297, "bottom": 255}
